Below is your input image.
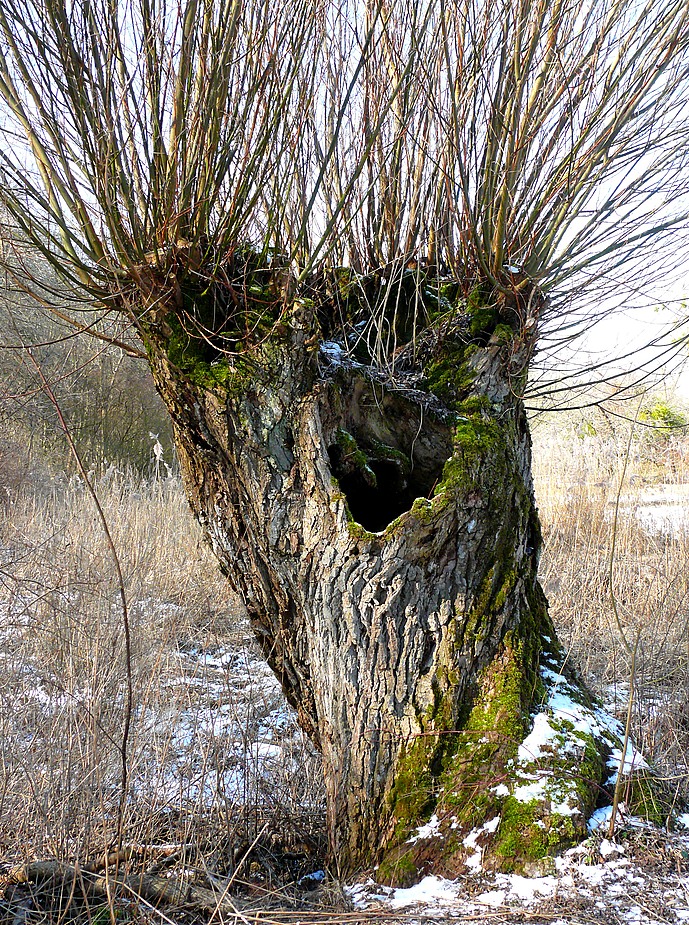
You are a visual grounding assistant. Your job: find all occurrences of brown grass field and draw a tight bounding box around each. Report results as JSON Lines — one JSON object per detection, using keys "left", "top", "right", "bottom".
{"left": 0, "top": 405, "right": 687, "bottom": 921}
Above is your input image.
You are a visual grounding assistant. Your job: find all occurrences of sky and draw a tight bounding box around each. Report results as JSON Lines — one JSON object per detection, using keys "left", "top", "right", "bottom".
{"left": 527, "top": 272, "right": 689, "bottom": 411}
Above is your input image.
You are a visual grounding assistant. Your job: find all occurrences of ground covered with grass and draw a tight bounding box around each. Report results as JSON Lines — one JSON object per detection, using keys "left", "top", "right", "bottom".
{"left": 0, "top": 407, "right": 688, "bottom": 923}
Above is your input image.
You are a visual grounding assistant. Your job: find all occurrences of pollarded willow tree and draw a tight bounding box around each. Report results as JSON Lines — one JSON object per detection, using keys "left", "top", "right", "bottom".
{"left": 1, "top": 0, "right": 689, "bottom": 882}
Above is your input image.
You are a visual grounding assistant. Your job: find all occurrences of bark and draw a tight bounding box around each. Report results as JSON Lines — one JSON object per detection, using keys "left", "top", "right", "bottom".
{"left": 135, "top": 270, "right": 635, "bottom": 883}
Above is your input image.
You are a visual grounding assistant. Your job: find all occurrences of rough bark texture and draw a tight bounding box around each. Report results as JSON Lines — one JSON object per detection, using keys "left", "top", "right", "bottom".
{"left": 136, "top": 271, "right": 637, "bottom": 883}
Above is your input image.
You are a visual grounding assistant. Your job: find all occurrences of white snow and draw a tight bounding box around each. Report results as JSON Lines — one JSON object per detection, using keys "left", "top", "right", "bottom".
{"left": 319, "top": 341, "right": 345, "bottom": 362}
{"left": 20, "top": 633, "right": 320, "bottom": 816}
{"left": 407, "top": 813, "right": 443, "bottom": 844}
{"left": 476, "top": 889, "right": 506, "bottom": 906}
{"left": 599, "top": 838, "right": 625, "bottom": 857}
{"left": 297, "top": 870, "right": 325, "bottom": 886}
{"left": 462, "top": 816, "right": 501, "bottom": 870}
{"left": 607, "top": 744, "right": 650, "bottom": 782}
{"left": 508, "top": 873, "right": 561, "bottom": 899}
{"left": 635, "top": 503, "right": 689, "bottom": 533}
{"left": 350, "top": 827, "right": 689, "bottom": 922}
{"left": 499, "top": 661, "right": 651, "bottom": 832}
{"left": 386, "top": 875, "right": 461, "bottom": 909}
{"left": 512, "top": 775, "right": 550, "bottom": 803}
{"left": 617, "top": 483, "right": 689, "bottom": 535}
{"left": 518, "top": 711, "right": 558, "bottom": 762}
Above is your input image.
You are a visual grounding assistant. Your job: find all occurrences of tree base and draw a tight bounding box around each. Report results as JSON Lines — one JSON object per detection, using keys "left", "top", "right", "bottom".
{"left": 375, "top": 633, "right": 673, "bottom": 885}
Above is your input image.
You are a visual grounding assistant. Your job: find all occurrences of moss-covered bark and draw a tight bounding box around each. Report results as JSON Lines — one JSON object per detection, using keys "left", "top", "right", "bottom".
{"left": 134, "top": 260, "right": 670, "bottom": 884}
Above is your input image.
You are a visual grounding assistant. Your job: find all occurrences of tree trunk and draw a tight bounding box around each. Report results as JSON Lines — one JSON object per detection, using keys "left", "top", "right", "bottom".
{"left": 136, "top": 270, "right": 643, "bottom": 883}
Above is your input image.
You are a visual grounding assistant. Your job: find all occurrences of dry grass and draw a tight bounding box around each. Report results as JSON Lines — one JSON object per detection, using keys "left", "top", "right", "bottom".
{"left": 0, "top": 457, "right": 324, "bottom": 883}
{"left": 0, "top": 407, "right": 688, "bottom": 921}
{"left": 532, "top": 411, "right": 689, "bottom": 805}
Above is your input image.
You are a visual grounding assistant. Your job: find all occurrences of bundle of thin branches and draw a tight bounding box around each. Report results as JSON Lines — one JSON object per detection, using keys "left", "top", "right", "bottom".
{"left": 0, "top": 0, "right": 686, "bottom": 351}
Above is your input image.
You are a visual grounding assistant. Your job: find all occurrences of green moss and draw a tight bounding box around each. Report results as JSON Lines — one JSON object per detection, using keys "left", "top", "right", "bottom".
{"left": 377, "top": 849, "right": 418, "bottom": 887}
{"left": 435, "top": 647, "right": 528, "bottom": 821}
{"left": 335, "top": 428, "right": 376, "bottom": 485}
{"left": 432, "top": 569, "right": 552, "bottom": 838}
{"left": 492, "top": 323, "right": 514, "bottom": 345}
{"left": 368, "top": 439, "right": 412, "bottom": 475}
{"left": 150, "top": 252, "right": 302, "bottom": 395}
{"left": 466, "top": 640, "right": 530, "bottom": 741}
{"left": 466, "top": 283, "right": 498, "bottom": 338}
{"left": 345, "top": 516, "right": 377, "bottom": 543}
{"left": 421, "top": 286, "right": 514, "bottom": 408}
{"left": 459, "top": 394, "right": 492, "bottom": 415}
{"left": 640, "top": 399, "right": 687, "bottom": 430}
{"left": 438, "top": 280, "right": 463, "bottom": 303}
{"left": 495, "top": 799, "right": 546, "bottom": 861}
{"left": 431, "top": 414, "right": 506, "bottom": 498}
{"left": 467, "top": 304, "right": 498, "bottom": 338}
{"left": 423, "top": 343, "right": 476, "bottom": 407}
{"left": 385, "top": 735, "right": 439, "bottom": 840}
{"left": 166, "top": 317, "right": 256, "bottom": 393}
{"left": 165, "top": 313, "right": 236, "bottom": 391}
{"left": 492, "top": 798, "right": 580, "bottom": 868}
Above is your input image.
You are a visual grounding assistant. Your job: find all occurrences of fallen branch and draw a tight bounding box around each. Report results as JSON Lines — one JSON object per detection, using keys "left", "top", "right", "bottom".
{"left": 82, "top": 843, "right": 190, "bottom": 874}
{"left": 10, "top": 860, "right": 240, "bottom": 914}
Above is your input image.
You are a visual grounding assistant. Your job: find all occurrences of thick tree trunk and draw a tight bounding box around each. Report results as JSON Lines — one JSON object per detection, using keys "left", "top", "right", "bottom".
{"left": 137, "top": 274, "right": 650, "bottom": 883}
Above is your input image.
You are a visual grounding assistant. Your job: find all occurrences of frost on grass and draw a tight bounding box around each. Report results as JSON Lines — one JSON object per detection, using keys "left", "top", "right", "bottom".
{"left": 0, "top": 595, "right": 323, "bottom": 856}
{"left": 127, "top": 640, "right": 320, "bottom": 815}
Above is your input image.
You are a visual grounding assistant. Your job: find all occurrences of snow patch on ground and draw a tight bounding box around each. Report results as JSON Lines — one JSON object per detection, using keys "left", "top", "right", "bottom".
{"left": 347, "top": 828, "right": 689, "bottom": 922}
{"left": 387, "top": 875, "right": 462, "bottom": 909}
{"left": 0, "top": 598, "right": 319, "bottom": 819}
{"left": 407, "top": 813, "right": 444, "bottom": 845}
{"left": 129, "top": 641, "right": 312, "bottom": 810}
{"left": 618, "top": 483, "right": 689, "bottom": 535}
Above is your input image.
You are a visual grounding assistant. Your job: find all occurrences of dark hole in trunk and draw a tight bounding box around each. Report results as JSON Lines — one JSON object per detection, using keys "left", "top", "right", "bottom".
{"left": 323, "top": 377, "right": 454, "bottom": 532}
{"left": 328, "top": 432, "right": 450, "bottom": 532}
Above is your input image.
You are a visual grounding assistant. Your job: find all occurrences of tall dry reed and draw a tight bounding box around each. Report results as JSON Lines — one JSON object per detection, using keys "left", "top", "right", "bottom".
{"left": 532, "top": 413, "right": 689, "bottom": 805}
{"left": 0, "top": 466, "right": 323, "bottom": 873}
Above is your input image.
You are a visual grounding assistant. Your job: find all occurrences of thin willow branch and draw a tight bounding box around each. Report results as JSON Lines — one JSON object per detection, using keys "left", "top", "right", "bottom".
{"left": 0, "top": 0, "right": 686, "bottom": 385}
